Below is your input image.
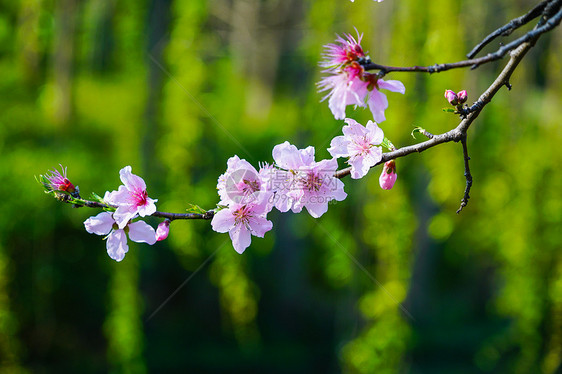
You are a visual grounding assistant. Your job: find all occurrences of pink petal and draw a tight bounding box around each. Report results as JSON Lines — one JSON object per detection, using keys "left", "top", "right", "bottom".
{"left": 378, "top": 79, "right": 406, "bottom": 94}
{"left": 128, "top": 220, "right": 157, "bottom": 245}
{"left": 113, "top": 205, "right": 137, "bottom": 229}
{"left": 272, "top": 141, "right": 303, "bottom": 170}
{"left": 299, "top": 146, "right": 316, "bottom": 166}
{"left": 211, "top": 209, "right": 235, "bottom": 233}
{"left": 155, "top": 221, "right": 170, "bottom": 241}
{"left": 349, "top": 156, "right": 367, "bottom": 179}
{"left": 342, "top": 120, "right": 367, "bottom": 138}
{"left": 119, "top": 166, "right": 146, "bottom": 192}
{"left": 248, "top": 215, "right": 273, "bottom": 238}
{"left": 106, "top": 229, "right": 128, "bottom": 262}
{"left": 104, "top": 185, "right": 129, "bottom": 205}
{"left": 84, "top": 212, "right": 115, "bottom": 236}
{"left": 366, "top": 121, "right": 384, "bottom": 144}
{"left": 367, "top": 90, "right": 388, "bottom": 123}
{"left": 229, "top": 225, "right": 252, "bottom": 254}
{"left": 305, "top": 201, "right": 329, "bottom": 218}
{"left": 327, "top": 135, "right": 350, "bottom": 158}
{"left": 137, "top": 197, "right": 157, "bottom": 217}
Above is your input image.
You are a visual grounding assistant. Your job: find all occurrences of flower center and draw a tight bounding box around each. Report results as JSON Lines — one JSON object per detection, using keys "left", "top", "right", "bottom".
{"left": 233, "top": 205, "right": 251, "bottom": 226}
{"left": 132, "top": 189, "right": 148, "bottom": 206}
{"left": 301, "top": 171, "right": 323, "bottom": 192}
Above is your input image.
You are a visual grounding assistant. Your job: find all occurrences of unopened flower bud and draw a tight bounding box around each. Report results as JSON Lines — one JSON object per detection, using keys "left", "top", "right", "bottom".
{"left": 156, "top": 220, "right": 170, "bottom": 241}
{"left": 457, "top": 90, "right": 467, "bottom": 104}
{"left": 379, "top": 160, "right": 397, "bottom": 190}
{"left": 444, "top": 89, "right": 458, "bottom": 105}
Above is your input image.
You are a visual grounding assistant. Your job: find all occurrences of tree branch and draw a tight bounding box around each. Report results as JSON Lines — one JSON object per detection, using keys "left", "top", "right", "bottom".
{"left": 466, "top": 0, "right": 550, "bottom": 58}
{"left": 456, "top": 137, "right": 473, "bottom": 214}
{"left": 363, "top": 5, "right": 561, "bottom": 75}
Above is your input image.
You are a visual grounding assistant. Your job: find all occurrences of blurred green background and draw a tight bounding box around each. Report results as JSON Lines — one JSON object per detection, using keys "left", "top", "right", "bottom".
{"left": 1, "top": 0, "right": 561, "bottom": 372}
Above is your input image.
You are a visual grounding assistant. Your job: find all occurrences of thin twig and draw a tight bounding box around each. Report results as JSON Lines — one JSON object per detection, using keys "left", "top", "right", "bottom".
{"left": 363, "top": 6, "right": 561, "bottom": 74}
{"left": 456, "top": 137, "right": 473, "bottom": 214}
{"left": 467, "top": 0, "right": 550, "bottom": 58}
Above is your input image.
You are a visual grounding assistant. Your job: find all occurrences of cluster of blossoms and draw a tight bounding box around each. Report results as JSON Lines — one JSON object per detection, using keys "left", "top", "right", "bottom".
{"left": 42, "top": 28, "right": 411, "bottom": 259}
{"left": 210, "top": 114, "right": 398, "bottom": 253}
{"left": 82, "top": 166, "right": 167, "bottom": 262}
{"left": 318, "top": 31, "right": 404, "bottom": 123}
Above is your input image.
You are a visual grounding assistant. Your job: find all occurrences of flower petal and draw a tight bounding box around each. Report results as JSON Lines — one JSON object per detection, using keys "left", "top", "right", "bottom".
{"left": 128, "top": 220, "right": 157, "bottom": 245}
{"left": 211, "top": 209, "right": 235, "bottom": 233}
{"left": 378, "top": 79, "right": 406, "bottom": 94}
{"left": 84, "top": 212, "right": 115, "bottom": 236}
{"left": 119, "top": 165, "right": 147, "bottom": 192}
{"left": 106, "top": 229, "right": 128, "bottom": 262}
{"left": 272, "top": 141, "right": 303, "bottom": 170}
{"left": 248, "top": 215, "right": 273, "bottom": 238}
{"left": 367, "top": 89, "right": 388, "bottom": 123}
{"left": 229, "top": 225, "right": 252, "bottom": 254}
{"left": 366, "top": 120, "right": 384, "bottom": 145}
{"left": 327, "top": 135, "right": 350, "bottom": 158}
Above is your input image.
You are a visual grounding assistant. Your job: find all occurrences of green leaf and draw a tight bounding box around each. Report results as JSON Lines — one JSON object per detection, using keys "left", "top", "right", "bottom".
{"left": 381, "top": 137, "right": 395, "bottom": 151}
{"left": 442, "top": 108, "right": 456, "bottom": 113}
{"left": 186, "top": 203, "right": 207, "bottom": 214}
{"left": 90, "top": 192, "right": 105, "bottom": 203}
{"left": 411, "top": 127, "right": 424, "bottom": 139}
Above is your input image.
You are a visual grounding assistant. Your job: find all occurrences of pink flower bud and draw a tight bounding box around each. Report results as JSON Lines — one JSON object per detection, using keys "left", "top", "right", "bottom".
{"left": 379, "top": 160, "right": 397, "bottom": 190}
{"left": 156, "top": 220, "right": 170, "bottom": 241}
{"left": 44, "top": 164, "right": 76, "bottom": 193}
{"left": 444, "top": 89, "right": 458, "bottom": 105}
{"left": 457, "top": 90, "right": 467, "bottom": 104}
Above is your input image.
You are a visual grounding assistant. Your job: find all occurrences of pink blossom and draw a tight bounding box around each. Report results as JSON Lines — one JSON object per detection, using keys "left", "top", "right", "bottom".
{"left": 444, "top": 89, "right": 458, "bottom": 105}
{"left": 355, "top": 74, "right": 406, "bottom": 123}
{"left": 328, "top": 118, "right": 384, "bottom": 179}
{"left": 211, "top": 200, "right": 273, "bottom": 254}
{"left": 271, "top": 141, "right": 347, "bottom": 218}
{"left": 457, "top": 90, "right": 467, "bottom": 104}
{"left": 105, "top": 166, "right": 157, "bottom": 229}
{"left": 44, "top": 164, "right": 76, "bottom": 193}
{"left": 319, "top": 67, "right": 405, "bottom": 122}
{"left": 320, "top": 31, "right": 365, "bottom": 68}
{"left": 84, "top": 212, "right": 156, "bottom": 261}
{"left": 217, "top": 156, "right": 271, "bottom": 206}
{"left": 156, "top": 220, "right": 170, "bottom": 241}
{"left": 379, "top": 160, "right": 397, "bottom": 190}
{"left": 318, "top": 64, "right": 365, "bottom": 120}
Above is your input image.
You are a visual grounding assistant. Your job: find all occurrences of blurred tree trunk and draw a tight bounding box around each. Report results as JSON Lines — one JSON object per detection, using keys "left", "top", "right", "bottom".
{"left": 226, "top": 0, "right": 301, "bottom": 119}
{"left": 53, "top": 0, "right": 77, "bottom": 127}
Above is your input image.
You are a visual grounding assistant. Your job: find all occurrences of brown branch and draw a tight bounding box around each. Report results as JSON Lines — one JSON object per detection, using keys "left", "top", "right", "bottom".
{"left": 467, "top": 0, "right": 550, "bottom": 58}
{"left": 61, "top": 195, "right": 216, "bottom": 220}
{"left": 363, "top": 5, "right": 561, "bottom": 74}
{"left": 456, "top": 137, "right": 473, "bottom": 214}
